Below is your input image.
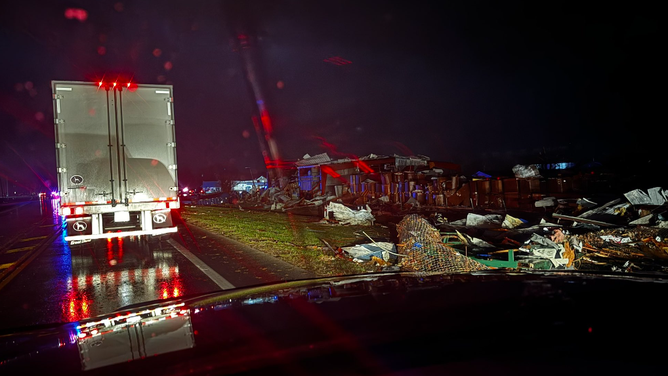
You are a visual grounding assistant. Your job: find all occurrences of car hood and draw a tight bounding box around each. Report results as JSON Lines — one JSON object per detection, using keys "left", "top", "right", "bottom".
{"left": 2, "top": 270, "right": 667, "bottom": 375}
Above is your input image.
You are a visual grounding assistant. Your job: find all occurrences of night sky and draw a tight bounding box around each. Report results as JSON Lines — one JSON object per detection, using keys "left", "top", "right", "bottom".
{"left": 0, "top": 0, "right": 662, "bottom": 193}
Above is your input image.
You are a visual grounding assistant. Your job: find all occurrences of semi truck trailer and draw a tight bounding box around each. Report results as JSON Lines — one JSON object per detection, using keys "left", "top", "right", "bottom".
{"left": 52, "top": 80, "right": 179, "bottom": 244}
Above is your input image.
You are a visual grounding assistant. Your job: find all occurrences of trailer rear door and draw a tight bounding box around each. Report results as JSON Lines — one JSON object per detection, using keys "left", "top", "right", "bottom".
{"left": 53, "top": 82, "right": 120, "bottom": 206}
{"left": 115, "top": 85, "right": 178, "bottom": 203}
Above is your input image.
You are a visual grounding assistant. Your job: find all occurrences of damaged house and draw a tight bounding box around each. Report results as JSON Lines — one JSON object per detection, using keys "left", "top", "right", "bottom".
{"left": 296, "top": 153, "right": 461, "bottom": 205}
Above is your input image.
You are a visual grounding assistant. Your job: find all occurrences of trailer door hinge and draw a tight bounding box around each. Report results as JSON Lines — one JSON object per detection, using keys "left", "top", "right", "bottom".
{"left": 167, "top": 142, "right": 176, "bottom": 147}
{"left": 168, "top": 165, "right": 177, "bottom": 170}
{"left": 58, "top": 167, "right": 67, "bottom": 173}
{"left": 169, "top": 187, "right": 178, "bottom": 191}
{"left": 56, "top": 143, "right": 66, "bottom": 149}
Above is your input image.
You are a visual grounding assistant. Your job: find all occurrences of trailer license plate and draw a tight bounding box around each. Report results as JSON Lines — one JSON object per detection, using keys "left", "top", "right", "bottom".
{"left": 114, "top": 211, "right": 130, "bottom": 222}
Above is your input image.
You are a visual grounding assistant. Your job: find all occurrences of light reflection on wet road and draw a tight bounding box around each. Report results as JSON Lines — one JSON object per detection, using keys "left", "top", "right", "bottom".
{"left": 0, "top": 199, "right": 217, "bottom": 330}
{"left": 0, "top": 198, "right": 312, "bottom": 332}
{"left": 55, "top": 236, "right": 189, "bottom": 323}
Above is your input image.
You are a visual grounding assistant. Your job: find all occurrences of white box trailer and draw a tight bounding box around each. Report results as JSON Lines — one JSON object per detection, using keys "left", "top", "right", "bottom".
{"left": 52, "top": 81, "right": 179, "bottom": 243}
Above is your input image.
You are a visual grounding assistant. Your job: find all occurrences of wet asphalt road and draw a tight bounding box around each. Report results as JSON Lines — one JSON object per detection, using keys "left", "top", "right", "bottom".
{"left": 0, "top": 198, "right": 313, "bottom": 332}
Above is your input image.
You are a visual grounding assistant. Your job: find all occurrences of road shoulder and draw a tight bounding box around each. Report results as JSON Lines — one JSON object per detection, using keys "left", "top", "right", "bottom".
{"left": 174, "top": 223, "right": 315, "bottom": 286}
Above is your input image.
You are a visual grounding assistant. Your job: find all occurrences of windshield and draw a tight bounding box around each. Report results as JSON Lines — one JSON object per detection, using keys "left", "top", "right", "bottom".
{"left": 0, "top": 0, "right": 665, "bottom": 337}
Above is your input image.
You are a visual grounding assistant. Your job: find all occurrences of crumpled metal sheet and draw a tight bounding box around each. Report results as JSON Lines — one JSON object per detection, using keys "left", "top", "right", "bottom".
{"left": 535, "top": 197, "right": 557, "bottom": 208}
{"left": 600, "top": 235, "right": 632, "bottom": 244}
{"left": 324, "top": 202, "right": 375, "bottom": 225}
{"left": 648, "top": 187, "right": 667, "bottom": 206}
{"left": 465, "top": 213, "right": 503, "bottom": 228}
{"left": 295, "top": 153, "right": 331, "bottom": 166}
{"left": 624, "top": 188, "right": 666, "bottom": 206}
{"left": 502, "top": 214, "right": 524, "bottom": 229}
{"left": 342, "top": 242, "right": 396, "bottom": 261}
{"left": 512, "top": 164, "right": 541, "bottom": 178}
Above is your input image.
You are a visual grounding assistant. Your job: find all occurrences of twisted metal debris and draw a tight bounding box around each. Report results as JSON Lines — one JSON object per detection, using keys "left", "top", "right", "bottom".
{"left": 397, "top": 214, "right": 489, "bottom": 273}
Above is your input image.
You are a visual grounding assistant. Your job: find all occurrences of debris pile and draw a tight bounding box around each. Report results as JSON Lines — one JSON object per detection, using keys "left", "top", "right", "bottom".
{"left": 429, "top": 186, "right": 668, "bottom": 273}
{"left": 516, "top": 231, "right": 573, "bottom": 269}
{"left": 396, "top": 215, "right": 489, "bottom": 273}
{"left": 312, "top": 185, "right": 667, "bottom": 274}
{"left": 239, "top": 184, "right": 337, "bottom": 214}
{"left": 571, "top": 227, "right": 668, "bottom": 272}
{"left": 295, "top": 153, "right": 463, "bottom": 209}
{"left": 293, "top": 155, "right": 634, "bottom": 212}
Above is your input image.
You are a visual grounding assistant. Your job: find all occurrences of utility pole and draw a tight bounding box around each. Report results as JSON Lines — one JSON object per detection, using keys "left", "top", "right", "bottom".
{"left": 222, "top": 1, "right": 283, "bottom": 186}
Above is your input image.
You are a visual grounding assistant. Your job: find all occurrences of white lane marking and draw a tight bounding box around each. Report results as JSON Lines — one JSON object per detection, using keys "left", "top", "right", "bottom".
{"left": 167, "top": 239, "right": 235, "bottom": 290}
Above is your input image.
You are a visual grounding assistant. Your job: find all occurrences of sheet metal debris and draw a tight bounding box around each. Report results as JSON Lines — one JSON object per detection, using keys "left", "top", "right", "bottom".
{"left": 448, "top": 218, "right": 467, "bottom": 226}
{"left": 341, "top": 242, "right": 396, "bottom": 262}
{"left": 577, "top": 198, "right": 622, "bottom": 219}
{"left": 535, "top": 197, "right": 557, "bottom": 208}
{"left": 295, "top": 152, "right": 331, "bottom": 166}
{"left": 599, "top": 235, "right": 632, "bottom": 244}
{"left": 465, "top": 213, "right": 503, "bottom": 228}
{"left": 648, "top": 187, "right": 667, "bottom": 206}
{"left": 502, "top": 214, "right": 524, "bottom": 229}
{"left": 324, "top": 202, "right": 375, "bottom": 226}
{"left": 630, "top": 214, "right": 654, "bottom": 226}
{"left": 576, "top": 198, "right": 598, "bottom": 209}
{"left": 512, "top": 164, "right": 541, "bottom": 178}
{"left": 624, "top": 187, "right": 667, "bottom": 206}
